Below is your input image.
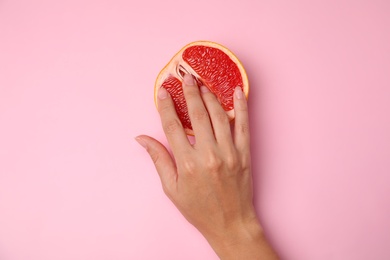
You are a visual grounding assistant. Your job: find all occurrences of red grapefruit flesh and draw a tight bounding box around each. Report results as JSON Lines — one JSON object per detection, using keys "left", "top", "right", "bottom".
{"left": 155, "top": 41, "right": 249, "bottom": 135}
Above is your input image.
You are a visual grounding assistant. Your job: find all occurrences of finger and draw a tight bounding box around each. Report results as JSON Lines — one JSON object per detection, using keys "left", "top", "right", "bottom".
{"left": 135, "top": 135, "right": 177, "bottom": 195}
{"left": 233, "top": 87, "right": 250, "bottom": 154}
{"left": 182, "top": 74, "right": 214, "bottom": 143}
{"left": 157, "top": 87, "right": 191, "bottom": 156}
{"left": 199, "top": 85, "right": 233, "bottom": 145}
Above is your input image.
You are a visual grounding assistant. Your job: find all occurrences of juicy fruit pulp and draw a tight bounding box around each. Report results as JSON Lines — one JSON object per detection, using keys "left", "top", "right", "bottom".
{"left": 158, "top": 43, "right": 247, "bottom": 133}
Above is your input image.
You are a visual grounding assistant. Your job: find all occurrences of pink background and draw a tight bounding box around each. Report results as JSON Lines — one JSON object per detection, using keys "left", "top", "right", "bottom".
{"left": 1, "top": 0, "right": 389, "bottom": 259}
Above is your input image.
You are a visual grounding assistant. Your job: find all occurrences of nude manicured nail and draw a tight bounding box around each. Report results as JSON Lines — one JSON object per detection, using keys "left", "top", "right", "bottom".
{"left": 158, "top": 87, "right": 168, "bottom": 99}
{"left": 135, "top": 137, "right": 148, "bottom": 149}
{"left": 183, "top": 74, "right": 195, "bottom": 85}
{"left": 235, "top": 87, "right": 244, "bottom": 99}
{"left": 200, "top": 85, "right": 209, "bottom": 93}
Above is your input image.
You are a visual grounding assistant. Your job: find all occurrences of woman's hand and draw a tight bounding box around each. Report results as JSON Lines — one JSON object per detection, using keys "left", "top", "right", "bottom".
{"left": 136, "top": 74, "right": 278, "bottom": 259}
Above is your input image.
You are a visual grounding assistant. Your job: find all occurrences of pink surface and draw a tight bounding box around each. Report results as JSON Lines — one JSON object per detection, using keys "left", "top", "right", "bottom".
{"left": 0, "top": 0, "right": 389, "bottom": 259}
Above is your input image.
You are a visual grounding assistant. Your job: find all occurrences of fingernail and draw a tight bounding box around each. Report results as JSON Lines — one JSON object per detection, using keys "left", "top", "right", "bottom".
{"left": 135, "top": 137, "right": 148, "bottom": 149}
{"left": 158, "top": 87, "right": 168, "bottom": 99}
{"left": 183, "top": 74, "right": 195, "bottom": 85}
{"left": 235, "top": 87, "right": 244, "bottom": 99}
{"left": 200, "top": 85, "right": 209, "bottom": 93}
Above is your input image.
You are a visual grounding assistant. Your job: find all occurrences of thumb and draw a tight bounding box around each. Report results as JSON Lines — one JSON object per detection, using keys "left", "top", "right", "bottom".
{"left": 135, "top": 135, "right": 177, "bottom": 194}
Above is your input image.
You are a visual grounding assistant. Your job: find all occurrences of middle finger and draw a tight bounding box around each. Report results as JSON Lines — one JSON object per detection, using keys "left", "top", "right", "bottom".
{"left": 182, "top": 74, "right": 215, "bottom": 144}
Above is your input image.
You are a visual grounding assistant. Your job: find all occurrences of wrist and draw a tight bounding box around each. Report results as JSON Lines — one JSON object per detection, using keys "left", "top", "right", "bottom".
{"left": 201, "top": 216, "right": 278, "bottom": 260}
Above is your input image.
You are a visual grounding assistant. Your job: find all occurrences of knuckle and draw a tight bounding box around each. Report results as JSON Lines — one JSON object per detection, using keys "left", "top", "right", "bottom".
{"left": 192, "top": 108, "right": 208, "bottom": 121}
{"left": 162, "top": 183, "right": 177, "bottom": 201}
{"left": 241, "top": 154, "right": 251, "bottom": 170}
{"left": 205, "top": 154, "right": 223, "bottom": 172}
{"left": 238, "top": 122, "right": 250, "bottom": 135}
{"left": 182, "top": 160, "right": 197, "bottom": 174}
{"left": 163, "top": 119, "right": 182, "bottom": 135}
{"left": 215, "top": 111, "right": 229, "bottom": 124}
{"left": 162, "top": 184, "right": 171, "bottom": 197}
{"left": 236, "top": 101, "right": 248, "bottom": 112}
{"left": 148, "top": 149, "right": 160, "bottom": 165}
{"left": 185, "top": 88, "right": 199, "bottom": 99}
{"left": 160, "top": 176, "right": 177, "bottom": 198}
{"left": 158, "top": 101, "right": 172, "bottom": 114}
{"left": 226, "top": 154, "right": 239, "bottom": 171}
{"left": 203, "top": 91, "right": 217, "bottom": 100}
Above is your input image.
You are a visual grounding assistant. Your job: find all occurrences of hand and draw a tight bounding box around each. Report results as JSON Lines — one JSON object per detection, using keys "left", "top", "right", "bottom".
{"left": 136, "top": 74, "right": 278, "bottom": 260}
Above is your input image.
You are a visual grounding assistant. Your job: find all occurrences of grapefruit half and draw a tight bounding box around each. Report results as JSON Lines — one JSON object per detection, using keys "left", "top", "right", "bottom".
{"left": 155, "top": 41, "right": 249, "bottom": 135}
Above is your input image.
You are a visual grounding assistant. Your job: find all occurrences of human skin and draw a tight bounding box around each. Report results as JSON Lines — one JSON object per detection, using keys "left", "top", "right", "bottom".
{"left": 136, "top": 74, "right": 278, "bottom": 259}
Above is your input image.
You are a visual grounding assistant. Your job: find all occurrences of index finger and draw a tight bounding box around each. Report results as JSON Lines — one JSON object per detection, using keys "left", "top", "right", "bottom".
{"left": 157, "top": 87, "right": 192, "bottom": 156}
